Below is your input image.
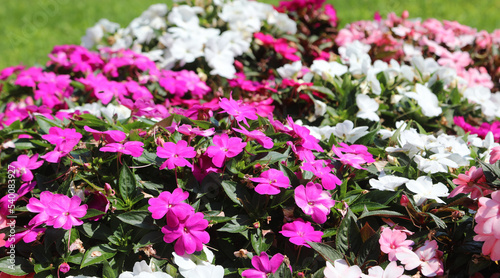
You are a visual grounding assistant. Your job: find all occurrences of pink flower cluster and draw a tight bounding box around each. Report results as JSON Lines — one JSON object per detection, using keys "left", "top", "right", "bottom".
{"left": 41, "top": 127, "right": 83, "bottom": 163}
{"left": 454, "top": 116, "right": 500, "bottom": 142}
{"left": 379, "top": 227, "right": 444, "bottom": 277}
{"left": 148, "top": 188, "right": 210, "bottom": 255}
{"left": 27, "top": 191, "right": 88, "bottom": 230}
{"left": 254, "top": 32, "right": 300, "bottom": 61}
{"left": 474, "top": 191, "right": 500, "bottom": 261}
{"left": 449, "top": 166, "right": 492, "bottom": 200}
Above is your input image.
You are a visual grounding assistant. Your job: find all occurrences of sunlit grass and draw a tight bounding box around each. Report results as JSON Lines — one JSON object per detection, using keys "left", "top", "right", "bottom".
{"left": 1, "top": 0, "right": 499, "bottom": 69}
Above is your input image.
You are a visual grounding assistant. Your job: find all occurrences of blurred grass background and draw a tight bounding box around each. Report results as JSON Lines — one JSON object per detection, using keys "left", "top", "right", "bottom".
{"left": 1, "top": 0, "right": 499, "bottom": 69}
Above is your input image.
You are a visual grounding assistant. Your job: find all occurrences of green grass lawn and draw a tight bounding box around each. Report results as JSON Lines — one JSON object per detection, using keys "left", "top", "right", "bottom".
{"left": 1, "top": 0, "right": 499, "bottom": 70}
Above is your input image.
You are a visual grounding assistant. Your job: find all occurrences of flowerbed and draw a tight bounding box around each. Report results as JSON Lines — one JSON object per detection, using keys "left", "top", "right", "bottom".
{"left": 1, "top": 0, "right": 500, "bottom": 277}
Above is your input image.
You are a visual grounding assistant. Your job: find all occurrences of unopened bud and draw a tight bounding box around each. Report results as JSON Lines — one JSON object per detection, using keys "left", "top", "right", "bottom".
{"left": 400, "top": 194, "right": 409, "bottom": 207}
{"left": 253, "top": 222, "right": 260, "bottom": 229}
{"left": 59, "top": 262, "right": 70, "bottom": 273}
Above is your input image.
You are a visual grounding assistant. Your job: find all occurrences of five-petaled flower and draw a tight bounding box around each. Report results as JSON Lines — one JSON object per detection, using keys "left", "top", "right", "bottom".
{"left": 279, "top": 219, "right": 323, "bottom": 248}
{"left": 161, "top": 212, "right": 210, "bottom": 256}
{"left": 100, "top": 141, "right": 145, "bottom": 157}
{"left": 157, "top": 140, "right": 197, "bottom": 170}
{"left": 148, "top": 188, "right": 195, "bottom": 227}
{"left": 294, "top": 182, "right": 335, "bottom": 224}
{"left": 10, "top": 154, "right": 44, "bottom": 182}
{"left": 205, "top": 133, "right": 247, "bottom": 167}
{"left": 249, "top": 169, "right": 291, "bottom": 195}
{"left": 241, "top": 252, "right": 285, "bottom": 278}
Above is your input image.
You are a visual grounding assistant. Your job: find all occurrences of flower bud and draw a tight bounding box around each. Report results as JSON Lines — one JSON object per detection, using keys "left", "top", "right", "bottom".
{"left": 400, "top": 194, "right": 409, "bottom": 207}
{"left": 59, "top": 262, "right": 70, "bottom": 273}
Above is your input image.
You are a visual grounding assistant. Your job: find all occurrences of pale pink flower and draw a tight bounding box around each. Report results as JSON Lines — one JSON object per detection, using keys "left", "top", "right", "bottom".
{"left": 205, "top": 134, "right": 247, "bottom": 167}
{"left": 361, "top": 261, "right": 409, "bottom": 278}
{"left": 473, "top": 191, "right": 500, "bottom": 261}
{"left": 490, "top": 146, "right": 500, "bottom": 164}
{"left": 379, "top": 227, "right": 414, "bottom": 261}
{"left": 249, "top": 169, "right": 291, "bottom": 195}
{"left": 294, "top": 182, "right": 335, "bottom": 224}
{"left": 324, "top": 259, "right": 362, "bottom": 278}
{"left": 449, "top": 166, "right": 492, "bottom": 199}
{"left": 396, "top": 240, "right": 443, "bottom": 277}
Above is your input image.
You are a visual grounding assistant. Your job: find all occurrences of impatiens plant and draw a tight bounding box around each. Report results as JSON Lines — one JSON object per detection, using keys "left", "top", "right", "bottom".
{"left": 2, "top": 0, "right": 500, "bottom": 277}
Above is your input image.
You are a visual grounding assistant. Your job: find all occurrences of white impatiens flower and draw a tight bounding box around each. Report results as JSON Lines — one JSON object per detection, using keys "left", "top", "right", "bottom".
{"left": 118, "top": 260, "right": 172, "bottom": 278}
{"left": 332, "top": 120, "right": 369, "bottom": 143}
{"left": 324, "top": 259, "right": 362, "bottom": 278}
{"left": 173, "top": 246, "right": 224, "bottom": 278}
{"left": 277, "top": 61, "right": 302, "bottom": 79}
{"left": 310, "top": 60, "right": 348, "bottom": 81}
{"left": 405, "top": 176, "right": 449, "bottom": 206}
{"left": 369, "top": 174, "right": 409, "bottom": 191}
{"left": 404, "top": 83, "right": 442, "bottom": 117}
{"left": 356, "top": 94, "right": 380, "bottom": 121}
{"left": 361, "top": 261, "right": 410, "bottom": 278}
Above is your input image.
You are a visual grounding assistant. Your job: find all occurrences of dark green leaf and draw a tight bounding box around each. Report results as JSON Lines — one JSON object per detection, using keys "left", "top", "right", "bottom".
{"left": 81, "top": 244, "right": 117, "bottom": 268}
{"left": 119, "top": 162, "right": 137, "bottom": 201}
{"left": 0, "top": 256, "right": 33, "bottom": 275}
{"left": 307, "top": 241, "right": 344, "bottom": 264}
{"left": 116, "top": 211, "right": 156, "bottom": 229}
{"left": 359, "top": 210, "right": 404, "bottom": 219}
{"left": 81, "top": 208, "right": 106, "bottom": 220}
{"left": 251, "top": 229, "right": 274, "bottom": 254}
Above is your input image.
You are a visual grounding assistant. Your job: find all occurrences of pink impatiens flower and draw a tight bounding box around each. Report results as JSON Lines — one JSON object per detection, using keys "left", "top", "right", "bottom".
{"left": 148, "top": 188, "right": 195, "bottom": 227}
{"left": 379, "top": 227, "right": 414, "bottom": 261}
{"left": 219, "top": 94, "right": 258, "bottom": 126}
{"left": 161, "top": 212, "right": 210, "bottom": 255}
{"left": 241, "top": 252, "right": 285, "bottom": 278}
{"left": 157, "top": 140, "right": 197, "bottom": 170}
{"left": 26, "top": 191, "right": 56, "bottom": 226}
{"left": 100, "top": 141, "right": 145, "bottom": 157}
{"left": 473, "top": 191, "right": 500, "bottom": 261}
{"left": 490, "top": 146, "right": 500, "bottom": 164}
{"left": 205, "top": 133, "right": 247, "bottom": 167}
{"left": 449, "top": 166, "right": 492, "bottom": 200}
{"left": 10, "top": 154, "right": 44, "bottom": 182}
{"left": 42, "top": 126, "right": 82, "bottom": 150}
{"left": 301, "top": 160, "right": 341, "bottom": 190}
{"left": 279, "top": 219, "right": 323, "bottom": 248}
{"left": 249, "top": 169, "right": 291, "bottom": 195}
{"left": 46, "top": 195, "right": 88, "bottom": 230}
{"left": 233, "top": 125, "right": 274, "bottom": 149}
{"left": 83, "top": 126, "right": 127, "bottom": 143}
{"left": 396, "top": 240, "right": 444, "bottom": 277}
{"left": 294, "top": 182, "right": 335, "bottom": 224}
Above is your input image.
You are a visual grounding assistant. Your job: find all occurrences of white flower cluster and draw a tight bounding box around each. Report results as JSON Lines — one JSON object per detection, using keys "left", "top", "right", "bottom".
{"left": 82, "top": 0, "right": 296, "bottom": 79}
{"left": 386, "top": 126, "right": 471, "bottom": 174}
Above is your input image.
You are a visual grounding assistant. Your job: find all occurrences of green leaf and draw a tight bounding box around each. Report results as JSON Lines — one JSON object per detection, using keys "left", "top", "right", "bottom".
{"left": 204, "top": 215, "right": 235, "bottom": 224}
{"left": 221, "top": 180, "right": 246, "bottom": 207}
{"left": 307, "top": 241, "right": 344, "bottom": 264}
{"left": 36, "top": 116, "right": 63, "bottom": 134}
{"left": 119, "top": 162, "right": 137, "bottom": 201}
{"left": 0, "top": 256, "right": 33, "bottom": 276}
{"left": 252, "top": 148, "right": 290, "bottom": 166}
{"left": 359, "top": 209, "right": 404, "bottom": 219}
{"left": 81, "top": 244, "right": 117, "bottom": 269}
{"left": 428, "top": 212, "right": 447, "bottom": 229}
{"left": 81, "top": 222, "right": 112, "bottom": 241}
{"left": 335, "top": 209, "right": 361, "bottom": 254}
{"left": 251, "top": 229, "right": 274, "bottom": 254}
{"left": 305, "top": 85, "right": 335, "bottom": 100}
{"left": 102, "top": 259, "right": 117, "bottom": 278}
{"left": 218, "top": 223, "right": 248, "bottom": 233}
{"left": 116, "top": 211, "right": 156, "bottom": 229}
{"left": 81, "top": 208, "right": 106, "bottom": 220}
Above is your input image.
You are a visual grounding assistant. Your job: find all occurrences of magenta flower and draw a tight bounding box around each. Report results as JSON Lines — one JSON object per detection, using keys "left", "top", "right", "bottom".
{"left": 286, "top": 116, "right": 323, "bottom": 152}
{"left": 148, "top": 188, "right": 195, "bottom": 227}
{"left": 26, "top": 191, "right": 56, "bottom": 226}
{"left": 46, "top": 195, "right": 88, "bottom": 230}
{"left": 301, "top": 160, "right": 341, "bottom": 190}
{"left": 161, "top": 212, "right": 210, "bottom": 255}
{"left": 157, "top": 140, "right": 197, "bottom": 170}
{"left": 294, "top": 182, "right": 335, "bottom": 224}
{"left": 3, "top": 225, "right": 46, "bottom": 248}
{"left": 279, "top": 219, "right": 323, "bottom": 248}
{"left": 233, "top": 125, "right": 274, "bottom": 149}
{"left": 250, "top": 169, "right": 291, "bottom": 195}
{"left": 84, "top": 126, "right": 127, "bottom": 143}
{"left": 10, "top": 154, "right": 44, "bottom": 182}
{"left": 379, "top": 227, "right": 414, "bottom": 261}
{"left": 177, "top": 124, "right": 215, "bottom": 137}
{"left": 218, "top": 94, "right": 258, "bottom": 126}
{"left": 100, "top": 141, "right": 144, "bottom": 157}
{"left": 241, "top": 252, "right": 285, "bottom": 278}
{"left": 42, "top": 126, "right": 82, "bottom": 150}
{"left": 205, "top": 134, "right": 247, "bottom": 167}
{"left": 59, "top": 262, "right": 70, "bottom": 273}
